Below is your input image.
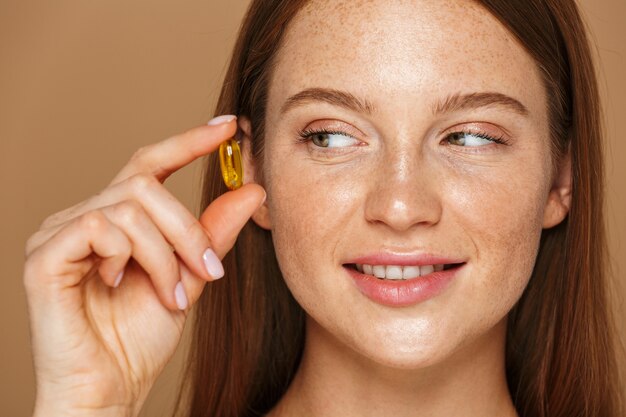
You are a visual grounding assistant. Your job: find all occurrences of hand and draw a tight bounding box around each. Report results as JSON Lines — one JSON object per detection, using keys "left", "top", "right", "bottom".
{"left": 23, "top": 116, "right": 265, "bottom": 417}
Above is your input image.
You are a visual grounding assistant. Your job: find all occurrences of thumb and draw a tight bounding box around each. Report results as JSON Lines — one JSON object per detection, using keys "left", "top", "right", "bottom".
{"left": 179, "top": 183, "right": 266, "bottom": 307}
{"left": 198, "top": 183, "right": 267, "bottom": 259}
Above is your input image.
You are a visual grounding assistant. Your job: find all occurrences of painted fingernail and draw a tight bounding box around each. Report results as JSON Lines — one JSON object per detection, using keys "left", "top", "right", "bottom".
{"left": 202, "top": 248, "right": 224, "bottom": 280}
{"left": 114, "top": 270, "right": 124, "bottom": 288}
{"left": 174, "top": 281, "right": 188, "bottom": 310}
{"left": 207, "top": 114, "right": 236, "bottom": 126}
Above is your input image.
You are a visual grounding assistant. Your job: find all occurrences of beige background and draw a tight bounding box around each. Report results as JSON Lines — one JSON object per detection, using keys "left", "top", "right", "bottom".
{"left": 1, "top": 0, "right": 624, "bottom": 415}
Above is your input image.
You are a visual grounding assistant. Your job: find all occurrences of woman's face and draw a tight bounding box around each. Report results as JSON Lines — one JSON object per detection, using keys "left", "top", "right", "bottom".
{"left": 250, "top": 0, "right": 568, "bottom": 368}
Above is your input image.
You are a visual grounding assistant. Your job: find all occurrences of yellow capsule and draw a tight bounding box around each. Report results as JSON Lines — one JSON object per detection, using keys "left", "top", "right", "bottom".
{"left": 219, "top": 138, "right": 243, "bottom": 190}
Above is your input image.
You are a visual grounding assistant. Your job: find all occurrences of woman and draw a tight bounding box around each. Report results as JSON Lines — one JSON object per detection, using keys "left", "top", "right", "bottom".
{"left": 23, "top": 0, "right": 623, "bottom": 416}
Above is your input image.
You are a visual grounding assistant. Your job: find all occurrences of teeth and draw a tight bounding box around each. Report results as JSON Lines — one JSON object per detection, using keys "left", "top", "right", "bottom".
{"left": 420, "top": 264, "right": 434, "bottom": 275}
{"left": 385, "top": 266, "right": 403, "bottom": 280}
{"left": 402, "top": 266, "right": 421, "bottom": 279}
{"left": 354, "top": 263, "right": 447, "bottom": 280}
{"left": 372, "top": 265, "right": 386, "bottom": 278}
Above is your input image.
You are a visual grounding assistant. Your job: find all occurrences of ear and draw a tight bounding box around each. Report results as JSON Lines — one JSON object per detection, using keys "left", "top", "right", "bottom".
{"left": 542, "top": 146, "right": 572, "bottom": 229}
{"left": 239, "top": 116, "right": 272, "bottom": 230}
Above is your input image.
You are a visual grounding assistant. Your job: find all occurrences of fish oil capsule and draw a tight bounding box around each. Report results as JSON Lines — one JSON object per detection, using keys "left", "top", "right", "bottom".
{"left": 219, "top": 138, "right": 243, "bottom": 190}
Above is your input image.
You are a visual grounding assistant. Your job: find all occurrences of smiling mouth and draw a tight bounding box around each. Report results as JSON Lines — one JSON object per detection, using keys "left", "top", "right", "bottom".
{"left": 344, "top": 262, "right": 465, "bottom": 280}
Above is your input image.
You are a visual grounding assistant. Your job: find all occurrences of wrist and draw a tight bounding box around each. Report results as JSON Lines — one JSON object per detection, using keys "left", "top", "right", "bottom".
{"left": 33, "top": 389, "right": 137, "bottom": 417}
{"left": 33, "top": 401, "right": 133, "bottom": 417}
{"left": 32, "top": 374, "right": 142, "bottom": 417}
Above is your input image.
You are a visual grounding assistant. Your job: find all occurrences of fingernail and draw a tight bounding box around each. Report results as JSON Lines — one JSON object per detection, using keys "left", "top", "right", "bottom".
{"left": 174, "top": 281, "right": 188, "bottom": 310}
{"left": 207, "top": 114, "right": 236, "bottom": 126}
{"left": 114, "top": 270, "right": 124, "bottom": 288}
{"left": 202, "top": 248, "right": 224, "bottom": 280}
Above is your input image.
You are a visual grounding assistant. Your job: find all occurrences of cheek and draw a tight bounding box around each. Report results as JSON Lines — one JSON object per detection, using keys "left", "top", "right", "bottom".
{"left": 265, "top": 159, "right": 363, "bottom": 294}
{"left": 445, "top": 158, "right": 548, "bottom": 316}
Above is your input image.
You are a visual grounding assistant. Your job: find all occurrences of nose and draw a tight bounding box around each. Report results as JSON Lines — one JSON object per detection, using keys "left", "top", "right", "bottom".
{"left": 363, "top": 145, "right": 443, "bottom": 232}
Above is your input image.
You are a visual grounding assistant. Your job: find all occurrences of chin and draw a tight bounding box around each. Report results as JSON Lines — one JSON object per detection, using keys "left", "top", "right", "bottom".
{"left": 361, "top": 346, "right": 452, "bottom": 371}
{"left": 357, "top": 324, "right": 461, "bottom": 370}
{"left": 306, "top": 294, "right": 511, "bottom": 375}
{"left": 308, "top": 309, "right": 464, "bottom": 371}
{"left": 353, "top": 313, "right": 509, "bottom": 373}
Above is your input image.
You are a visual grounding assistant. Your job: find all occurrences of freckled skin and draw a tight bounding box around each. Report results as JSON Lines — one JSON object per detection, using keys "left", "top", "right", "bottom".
{"left": 248, "top": 0, "right": 569, "bottom": 415}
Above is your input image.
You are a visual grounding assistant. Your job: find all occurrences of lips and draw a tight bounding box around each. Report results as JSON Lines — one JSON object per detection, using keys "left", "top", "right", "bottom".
{"left": 342, "top": 253, "right": 466, "bottom": 306}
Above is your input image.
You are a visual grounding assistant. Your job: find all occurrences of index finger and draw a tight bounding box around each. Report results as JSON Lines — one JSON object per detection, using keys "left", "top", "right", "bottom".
{"left": 108, "top": 115, "right": 237, "bottom": 186}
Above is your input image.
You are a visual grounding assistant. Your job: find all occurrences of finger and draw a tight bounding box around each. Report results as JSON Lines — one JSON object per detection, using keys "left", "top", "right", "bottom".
{"left": 29, "top": 175, "right": 266, "bottom": 311}
{"left": 24, "top": 210, "right": 132, "bottom": 295}
{"left": 178, "top": 256, "right": 206, "bottom": 308}
{"left": 27, "top": 118, "right": 237, "bottom": 255}
{"left": 176, "top": 183, "right": 266, "bottom": 305}
{"left": 34, "top": 173, "right": 234, "bottom": 284}
{"left": 198, "top": 183, "right": 267, "bottom": 258}
{"left": 98, "top": 200, "right": 185, "bottom": 310}
{"left": 109, "top": 116, "right": 237, "bottom": 186}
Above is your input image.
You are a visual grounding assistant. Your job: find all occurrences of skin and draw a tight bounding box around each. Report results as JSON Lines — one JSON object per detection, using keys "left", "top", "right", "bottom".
{"left": 22, "top": 0, "right": 572, "bottom": 415}
{"left": 241, "top": 0, "right": 572, "bottom": 416}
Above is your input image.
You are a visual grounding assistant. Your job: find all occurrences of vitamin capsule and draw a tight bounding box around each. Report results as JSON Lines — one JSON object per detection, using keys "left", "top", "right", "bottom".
{"left": 219, "top": 138, "right": 243, "bottom": 190}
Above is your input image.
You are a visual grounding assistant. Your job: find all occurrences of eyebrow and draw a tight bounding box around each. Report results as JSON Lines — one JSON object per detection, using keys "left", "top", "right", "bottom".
{"left": 433, "top": 92, "right": 529, "bottom": 117}
{"left": 280, "top": 87, "right": 375, "bottom": 115}
{"left": 280, "top": 87, "right": 529, "bottom": 118}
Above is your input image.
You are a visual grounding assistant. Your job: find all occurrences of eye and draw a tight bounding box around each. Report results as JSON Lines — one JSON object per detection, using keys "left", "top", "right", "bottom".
{"left": 298, "top": 129, "right": 360, "bottom": 148}
{"left": 445, "top": 131, "right": 508, "bottom": 147}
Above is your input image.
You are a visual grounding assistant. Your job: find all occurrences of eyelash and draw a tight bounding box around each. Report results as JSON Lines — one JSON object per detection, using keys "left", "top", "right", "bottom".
{"left": 446, "top": 131, "right": 510, "bottom": 146}
{"left": 296, "top": 128, "right": 353, "bottom": 143}
{"left": 296, "top": 128, "right": 510, "bottom": 148}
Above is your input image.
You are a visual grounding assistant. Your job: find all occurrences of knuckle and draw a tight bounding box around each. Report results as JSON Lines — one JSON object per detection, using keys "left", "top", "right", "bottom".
{"left": 79, "top": 210, "right": 108, "bottom": 232}
{"left": 128, "top": 173, "right": 157, "bottom": 195}
{"left": 39, "top": 213, "right": 58, "bottom": 229}
{"left": 24, "top": 232, "right": 43, "bottom": 257}
{"left": 112, "top": 199, "right": 145, "bottom": 226}
{"left": 130, "top": 145, "right": 150, "bottom": 162}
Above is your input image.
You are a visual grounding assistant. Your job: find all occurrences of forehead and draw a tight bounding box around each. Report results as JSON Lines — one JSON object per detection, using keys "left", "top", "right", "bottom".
{"left": 268, "top": 0, "right": 545, "bottom": 118}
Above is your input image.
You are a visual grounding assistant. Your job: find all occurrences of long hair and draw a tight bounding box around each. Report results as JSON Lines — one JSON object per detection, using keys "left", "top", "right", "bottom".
{"left": 174, "top": 1, "right": 623, "bottom": 416}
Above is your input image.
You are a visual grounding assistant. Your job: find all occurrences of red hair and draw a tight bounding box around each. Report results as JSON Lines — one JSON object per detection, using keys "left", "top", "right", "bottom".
{"left": 174, "top": 1, "right": 623, "bottom": 416}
